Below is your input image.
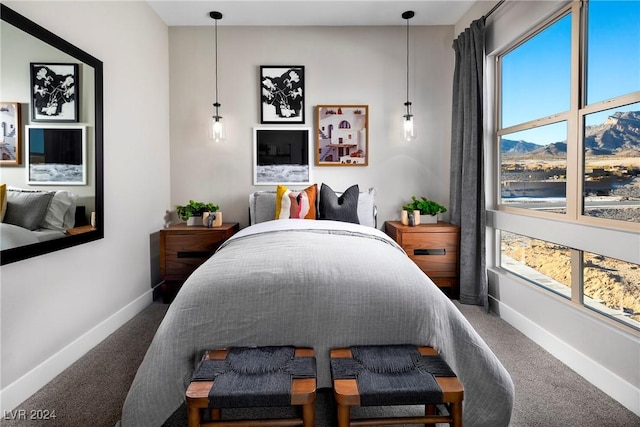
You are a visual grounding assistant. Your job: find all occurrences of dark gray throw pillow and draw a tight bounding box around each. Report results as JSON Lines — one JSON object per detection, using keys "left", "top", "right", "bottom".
{"left": 319, "top": 183, "right": 360, "bottom": 224}
{"left": 4, "top": 189, "right": 55, "bottom": 231}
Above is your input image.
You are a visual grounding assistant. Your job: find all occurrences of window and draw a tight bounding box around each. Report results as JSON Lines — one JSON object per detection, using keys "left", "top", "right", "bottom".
{"left": 497, "top": 1, "right": 640, "bottom": 224}
{"left": 495, "top": 0, "right": 640, "bottom": 330}
{"left": 500, "top": 232, "right": 572, "bottom": 298}
{"left": 500, "top": 231, "right": 640, "bottom": 330}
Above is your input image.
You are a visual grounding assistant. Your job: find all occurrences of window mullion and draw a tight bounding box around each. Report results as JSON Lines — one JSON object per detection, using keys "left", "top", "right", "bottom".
{"left": 566, "top": 1, "right": 583, "bottom": 222}
{"left": 571, "top": 248, "right": 583, "bottom": 304}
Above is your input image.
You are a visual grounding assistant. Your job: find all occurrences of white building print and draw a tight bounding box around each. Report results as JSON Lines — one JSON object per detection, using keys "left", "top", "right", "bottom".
{"left": 317, "top": 106, "right": 367, "bottom": 165}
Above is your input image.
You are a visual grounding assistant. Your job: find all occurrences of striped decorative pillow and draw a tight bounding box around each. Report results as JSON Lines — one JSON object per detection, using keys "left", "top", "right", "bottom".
{"left": 275, "top": 184, "right": 317, "bottom": 220}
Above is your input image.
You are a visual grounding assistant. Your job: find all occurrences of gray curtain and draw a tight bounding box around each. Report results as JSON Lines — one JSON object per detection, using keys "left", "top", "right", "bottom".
{"left": 449, "top": 18, "right": 486, "bottom": 306}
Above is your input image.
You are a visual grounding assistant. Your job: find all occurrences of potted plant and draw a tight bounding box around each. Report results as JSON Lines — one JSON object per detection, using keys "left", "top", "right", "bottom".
{"left": 402, "top": 196, "right": 447, "bottom": 224}
{"left": 177, "top": 200, "right": 219, "bottom": 226}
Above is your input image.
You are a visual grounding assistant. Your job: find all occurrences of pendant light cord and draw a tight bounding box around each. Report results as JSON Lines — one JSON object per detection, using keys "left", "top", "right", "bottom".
{"left": 214, "top": 17, "right": 219, "bottom": 113}
{"left": 406, "top": 17, "right": 409, "bottom": 104}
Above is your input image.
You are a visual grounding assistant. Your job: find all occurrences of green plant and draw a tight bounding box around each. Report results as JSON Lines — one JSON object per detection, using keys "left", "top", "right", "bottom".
{"left": 176, "top": 200, "right": 219, "bottom": 221}
{"left": 402, "top": 196, "right": 447, "bottom": 216}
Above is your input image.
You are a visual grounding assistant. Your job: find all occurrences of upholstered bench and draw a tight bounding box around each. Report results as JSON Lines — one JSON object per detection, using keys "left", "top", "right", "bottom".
{"left": 186, "top": 346, "right": 317, "bottom": 427}
{"left": 330, "top": 345, "right": 463, "bottom": 427}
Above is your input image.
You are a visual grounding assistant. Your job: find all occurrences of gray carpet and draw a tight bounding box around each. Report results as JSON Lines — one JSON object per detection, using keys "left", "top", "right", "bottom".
{"left": 3, "top": 301, "right": 638, "bottom": 426}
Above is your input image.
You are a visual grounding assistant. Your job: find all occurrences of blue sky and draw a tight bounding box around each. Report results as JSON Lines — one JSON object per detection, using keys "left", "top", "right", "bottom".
{"left": 501, "top": 0, "right": 640, "bottom": 146}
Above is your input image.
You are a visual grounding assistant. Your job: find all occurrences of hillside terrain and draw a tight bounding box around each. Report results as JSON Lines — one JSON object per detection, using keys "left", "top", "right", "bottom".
{"left": 502, "top": 236, "right": 640, "bottom": 324}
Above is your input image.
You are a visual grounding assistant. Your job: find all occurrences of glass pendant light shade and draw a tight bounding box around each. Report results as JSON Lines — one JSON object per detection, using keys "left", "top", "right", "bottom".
{"left": 403, "top": 115, "right": 416, "bottom": 141}
{"left": 403, "top": 100, "right": 416, "bottom": 141}
{"left": 210, "top": 100, "right": 224, "bottom": 142}
{"left": 210, "top": 117, "right": 225, "bottom": 143}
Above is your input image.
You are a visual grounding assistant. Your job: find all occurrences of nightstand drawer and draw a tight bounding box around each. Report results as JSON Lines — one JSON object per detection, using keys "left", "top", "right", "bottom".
{"left": 160, "top": 223, "right": 240, "bottom": 301}
{"left": 402, "top": 233, "right": 458, "bottom": 253}
{"left": 409, "top": 252, "right": 458, "bottom": 274}
{"left": 164, "top": 234, "right": 225, "bottom": 255}
{"left": 384, "top": 221, "right": 460, "bottom": 299}
{"left": 430, "top": 277, "right": 457, "bottom": 288}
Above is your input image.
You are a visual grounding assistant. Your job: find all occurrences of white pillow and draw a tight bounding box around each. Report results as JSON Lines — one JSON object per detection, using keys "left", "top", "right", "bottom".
{"left": 41, "top": 190, "right": 78, "bottom": 231}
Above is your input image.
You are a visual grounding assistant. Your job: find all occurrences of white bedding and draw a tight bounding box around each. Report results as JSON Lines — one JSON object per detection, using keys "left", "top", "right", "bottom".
{"left": 0, "top": 223, "right": 66, "bottom": 250}
{"left": 0, "top": 223, "right": 39, "bottom": 250}
{"left": 118, "top": 219, "right": 514, "bottom": 426}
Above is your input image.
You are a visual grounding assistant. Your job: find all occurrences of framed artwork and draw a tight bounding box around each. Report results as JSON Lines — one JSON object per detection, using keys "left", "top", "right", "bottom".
{"left": 30, "top": 62, "right": 79, "bottom": 122}
{"left": 0, "top": 102, "right": 22, "bottom": 166}
{"left": 26, "top": 125, "right": 87, "bottom": 185}
{"left": 260, "top": 65, "right": 305, "bottom": 124}
{"left": 253, "top": 127, "right": 312, "bottom": 185}
{"left": 315, "top": 105, "right": 369, "bottom": 166}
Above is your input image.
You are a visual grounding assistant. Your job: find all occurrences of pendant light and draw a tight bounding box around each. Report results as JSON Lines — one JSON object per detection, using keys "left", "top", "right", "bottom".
{"left": 402, "top": 10, "right": 416, "bottom": 141}
{"left": 210, "top": 11, "right": 225, "bottom": 142}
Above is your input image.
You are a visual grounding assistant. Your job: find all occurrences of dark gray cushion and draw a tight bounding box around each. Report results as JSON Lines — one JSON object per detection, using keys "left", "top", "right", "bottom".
{"left": 4, "top": 189, "right": 54, "bottom": 230}
{"left": 319, "top": 183, "right": 360, "bottom": 224}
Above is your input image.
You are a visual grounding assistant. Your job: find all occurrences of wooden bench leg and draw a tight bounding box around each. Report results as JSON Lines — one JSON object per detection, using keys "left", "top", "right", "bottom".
{"left": 337, "top": 403, "right": 350, "bottom": 427}
{"left": 302, "top": 401, "right": 314, "bottom": 427}
{"left": 188, "top": 405, "right": 200, "bottom": 427}
{"left": 425, "top": 404, "right": 436, "bottom": 427}
{"left": 451, "top": 401, "right": 463, "bottom": 427}
{"left": 210, "top": 408, "right": 221, "bottom": 421}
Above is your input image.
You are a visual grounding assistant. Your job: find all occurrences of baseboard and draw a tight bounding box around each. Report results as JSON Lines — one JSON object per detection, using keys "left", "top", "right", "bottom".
{"left": 489, "top": 295, "right": 640, "bottom": 416}
{"left": 0, "top": 290, "right": 154, "bottom": 413}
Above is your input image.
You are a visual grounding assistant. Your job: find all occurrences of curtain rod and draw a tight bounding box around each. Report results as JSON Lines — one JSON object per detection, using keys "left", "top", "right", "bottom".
{"left": 485, "top": 0, "right": 506, "bottom": 19}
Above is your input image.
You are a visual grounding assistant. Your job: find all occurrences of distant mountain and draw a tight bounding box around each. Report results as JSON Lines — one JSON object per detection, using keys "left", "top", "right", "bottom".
{"left": 584, "top": 111, "right": 640, "bottom": 153}
{"left": 531, "top": 142, "right": 567, "bottom": 157}
{"left": 502, "top": 110, "right": 640, "bottom": 157}
{"left": 500, "top": 139, "right": 540, "bottom": 154}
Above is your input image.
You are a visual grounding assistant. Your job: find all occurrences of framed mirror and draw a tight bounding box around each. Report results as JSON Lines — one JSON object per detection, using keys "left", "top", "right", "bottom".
{"left": 1, "top": 4, "right": 104, "bottom": 265}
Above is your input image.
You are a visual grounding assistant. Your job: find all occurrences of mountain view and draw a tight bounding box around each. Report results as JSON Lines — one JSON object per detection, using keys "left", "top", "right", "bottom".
{"left": 502, "top": 110, "right": 640, "bottom": 157}
{"left": 501, "top": 110, "right": 640, "bottom": 208}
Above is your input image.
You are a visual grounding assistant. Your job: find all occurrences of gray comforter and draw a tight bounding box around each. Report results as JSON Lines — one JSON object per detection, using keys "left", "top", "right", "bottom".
{"left": 119, "top": 220, "right": 514, "bottom": 426}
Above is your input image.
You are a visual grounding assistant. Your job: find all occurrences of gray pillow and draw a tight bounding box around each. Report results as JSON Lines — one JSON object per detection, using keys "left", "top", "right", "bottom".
{"left": 4, "top": 189, "right": 55, "bottom": 231}
{"left": 319, "top": 183, "right": 360, "bottom": 224}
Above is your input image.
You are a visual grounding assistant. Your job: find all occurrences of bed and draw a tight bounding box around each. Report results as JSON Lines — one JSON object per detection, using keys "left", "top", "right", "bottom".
{"left": 118, "top": 185, "right": 514, "bottom": 427}
{"left": 0, "top": 187, "right": 79, "bottom": 250}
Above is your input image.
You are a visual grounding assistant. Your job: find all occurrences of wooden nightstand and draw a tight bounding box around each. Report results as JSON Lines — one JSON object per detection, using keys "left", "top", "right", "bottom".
{"left": 385, "top": 221, "right": 460, "bottom": 299}
{"left": 159, "top": 223, "right": 239, "bottom": 303}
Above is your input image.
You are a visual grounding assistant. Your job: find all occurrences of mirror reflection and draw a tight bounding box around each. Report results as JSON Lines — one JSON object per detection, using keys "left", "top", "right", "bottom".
{"left": 0, "top": 5, "right": 103, "bottom": 265}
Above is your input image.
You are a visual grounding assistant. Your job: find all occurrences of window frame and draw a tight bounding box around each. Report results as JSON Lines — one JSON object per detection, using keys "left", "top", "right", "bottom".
{"left": 495, "top": 1, "right": 640, "bottom": 232}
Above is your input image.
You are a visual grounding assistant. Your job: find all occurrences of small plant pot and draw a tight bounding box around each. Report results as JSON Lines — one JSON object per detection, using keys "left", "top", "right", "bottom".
{"left": 420, "top": 214, "right": 438, "bottom": 224}
{"left": 186, "top": 216, "right": 202, "bottom": 226}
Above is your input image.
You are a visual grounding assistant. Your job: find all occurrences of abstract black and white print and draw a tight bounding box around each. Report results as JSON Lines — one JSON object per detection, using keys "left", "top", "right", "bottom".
{"left": 260, "top": 66, "right": 305, "bottom": 124}
{"left": 253, "top": 127, "right": 311, "bottom": 185}
{"left": 26, "top": 125, "right": 86, "bottom": 185}
{"left": 30, "top": 63, "right": 79, "bottom": 122}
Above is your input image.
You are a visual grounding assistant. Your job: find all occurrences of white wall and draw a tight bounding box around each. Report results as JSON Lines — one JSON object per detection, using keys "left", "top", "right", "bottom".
{"left": 0, "top": 1, "right": 170, "bottom": 412}
{"left": 169, "top": 24, "right": 455, "bottom": 227}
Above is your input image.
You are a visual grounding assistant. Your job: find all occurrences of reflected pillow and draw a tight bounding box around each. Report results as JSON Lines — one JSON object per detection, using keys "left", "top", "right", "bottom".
{"left": 4, "top": 188, "right": 54, "bottom": 230}
{"left": 275, "top": 184, "right": 317, "bottom": 220}
{"left": 41, "top": 190, "right": 78, "bottom": 231}
{"left": 319, "top": 183, "right": 360, "bottom": 224}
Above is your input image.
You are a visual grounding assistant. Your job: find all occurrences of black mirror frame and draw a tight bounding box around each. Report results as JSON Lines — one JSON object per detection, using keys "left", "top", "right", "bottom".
{"left": 1, "top": 4, "right": 104, "bottom": 265}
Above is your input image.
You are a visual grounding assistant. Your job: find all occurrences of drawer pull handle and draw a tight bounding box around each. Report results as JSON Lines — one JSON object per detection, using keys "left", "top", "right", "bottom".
{"left": 177, "top": 251, "right": 210, "bottom": 258}
{"left": 414, "top": 249, "right": 446, "bottom": 256}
